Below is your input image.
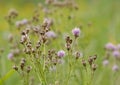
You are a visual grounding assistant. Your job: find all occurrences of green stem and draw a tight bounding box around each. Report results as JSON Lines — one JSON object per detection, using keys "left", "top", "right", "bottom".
{"left": 66, "top": 51, "right": 72, "bottom": 85}
{"left": 43, "top": 44, "right": 46, "bottom": 71}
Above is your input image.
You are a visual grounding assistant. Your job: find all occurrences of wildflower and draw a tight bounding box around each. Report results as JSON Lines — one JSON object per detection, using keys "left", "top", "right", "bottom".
{"left": 57, "top": 50, "right": 65, "bottom": 58}
{"left": 82, "top": 60, "right": 86, "bottom": 67}
{"left": 112, "top": 64, "right": 119, "bottom": 71}
{"left": 21, "top": 19, "right": 28, "bottom": 25}
{"left": 27, "top": 66, "right": 32, "bottom": 73}
{"left": 74, "top": 51, "right": 82, "bottom": 59}
{"left": 13, "top": 65, "right": 18, "bottom": 71}
{"left": 65, "top": 35, "right": 72, "bottom": 51}
{"left": 20, "top": 58, "right": 26, "bottom": 70}
{"left": 8, "top": 8, "right": 18, "bottom": 17}
{"left": 105, "top": 43, "right": 116, "bottom": 51}
{"left": 43, "top": 18, "right": 53, "bottom": 28}
{"left": 112, "top": 50, "right": 120, "bottom": 58}
{"left": 45, "top": 31, "right": 57, "bottom": 38}
{"left": 72, "top": 27, "right": 81, "bottom": 38}
{"left": 8, "top": 53, "right": 14, "bottom": 60}
{"left": 92, "top": 64, "right": 97, "bottom": 71}
{"left": 103, "top": 60, "right": 109, "bottom": 66}
{"left": 88, "top": 56, "right": 94, "bottom": 66}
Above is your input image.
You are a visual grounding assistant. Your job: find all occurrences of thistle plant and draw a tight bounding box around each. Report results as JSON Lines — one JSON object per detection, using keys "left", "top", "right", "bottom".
{"left": 103, "top": 42, "right": 120, "bottom": 71}
{"left": 103, "top": 42, "right": 120, "bottom": 85}
{"left": 9, "top": 24, "right": 98, "bottom": 85}
{"left": 5, "top": 1, "right": 98, "bottom": 85}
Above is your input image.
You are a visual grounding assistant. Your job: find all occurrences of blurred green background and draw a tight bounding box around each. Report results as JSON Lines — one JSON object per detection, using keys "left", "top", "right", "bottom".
{"left": 0, "top": 0, "right": 120, "bottom": 85}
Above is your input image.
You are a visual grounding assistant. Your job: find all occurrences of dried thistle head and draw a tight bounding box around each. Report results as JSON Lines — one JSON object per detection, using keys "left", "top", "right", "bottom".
{"left": 92, "top": 64, "right": 97, "bottom": 71}
{"left": 13, "top": 65, "right": 18, "bottom": 71}
{"left": 82, "top": 59, "right": 86, "bottom": 67}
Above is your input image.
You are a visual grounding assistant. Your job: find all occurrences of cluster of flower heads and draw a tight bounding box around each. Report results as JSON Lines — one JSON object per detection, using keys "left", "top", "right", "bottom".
{"left": 45, "top": 0, "right": 78, "bottom": 9}
{"left": 82, "top": 55, "right": 97, "bottom": 72}
{"left": 5, "top": 8, "right": 18, "bottom": 24}
{"left": 5, "top": 1, "right": 98, "bottom": 84}
{"left": 103, "top": 42, "right": 120, "bottom": 71}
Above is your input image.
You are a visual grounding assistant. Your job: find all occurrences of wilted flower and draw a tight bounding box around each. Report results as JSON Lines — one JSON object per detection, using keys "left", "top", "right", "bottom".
{"left": 103, "top": 60, "right": 109, "bottom": 66}
{"left": 112, "top": 64, "right": 119, "bottom": 71}
{"left": 92, "top": 64, "right": 97, "bottom": 71}
{"left": 105, "top": 43, "right": 116, "bottom": 51}
{"left": 74, "top": 51, "right": 83, "bottom": 59}
{"left": 57, "top": 50, "right": 65, "bottom": 58}
{"left": 72, "top": 27, "right": 81, "bottom": 38}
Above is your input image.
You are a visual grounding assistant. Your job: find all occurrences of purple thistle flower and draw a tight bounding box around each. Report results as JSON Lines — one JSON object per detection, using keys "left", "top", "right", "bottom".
{"left": 57, "top": 50, "right": 65, "bottom": 58}
{"left": 103, "top": 60, "right": 109, "bottom": 66}
{"left": 45, "top": 31, "right": 57, "bottom": 38}
{"left": 8, "top": 53, "right": 14, "bottom": 60}
{"left": 21, "top": 19, "right": 28, "bottom": 25}
{"left": 112, "top": 50, "right": 120, "bottom": 58}
{"left": 105, "top": 43, "right": 116, "bottom": 51}
{"left": 72, "top": 27, "right": 81, "bottom": 37}
{"left": 112, "top": 64, "right": 119, "bottom": 71}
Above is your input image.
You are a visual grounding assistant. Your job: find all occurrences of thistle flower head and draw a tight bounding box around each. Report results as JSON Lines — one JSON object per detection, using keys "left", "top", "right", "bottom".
{"left": 21, "top": 19, "right": 28, "bottom": 25}
{"left": 103, "top": 60, "right": 109, "bottom": 66}
{"left": 45, "top": 31, "right": 57, "bottom": 38}
{"left": 57, "top": 50, "right": 65, "bottom": 58}
{"left": 112, "top": 50, "right": 120, "bottom": 58}
{"left": 8, "top": 53, "right": 14, "bottom": 60}
{"left": 74, "top": 51, "right": 83, "bottom": 59}
{"left": 72, "top": 27, "right": 81, "bottom": 38}
{"left": 112, "top": 64, "right": 119, "bottom": 71}
{"left": 105, "top": 43, "right": 116, "bottom": 51}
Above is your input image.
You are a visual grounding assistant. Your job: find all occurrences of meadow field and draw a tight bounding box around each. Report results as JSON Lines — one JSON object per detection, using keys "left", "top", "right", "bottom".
{"left": 0, "top": 0, "right": 120, "bottom": 85}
